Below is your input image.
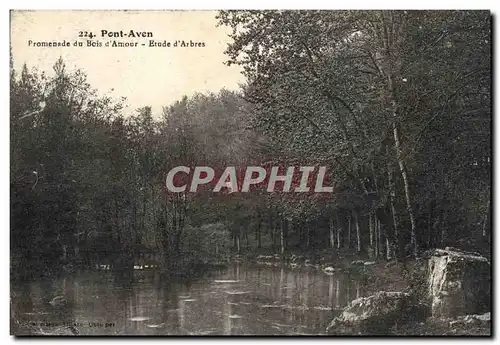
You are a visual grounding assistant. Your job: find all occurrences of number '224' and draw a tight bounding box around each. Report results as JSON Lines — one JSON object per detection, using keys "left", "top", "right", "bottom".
{"left": 79, "top": 31, "right": 95, "bottom": 39}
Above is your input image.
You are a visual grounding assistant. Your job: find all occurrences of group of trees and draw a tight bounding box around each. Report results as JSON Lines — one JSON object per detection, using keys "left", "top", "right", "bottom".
{"left": 216, "top": 10, "right": 491, "bottom": 259}
{"left": 10, "top": 10, "right": 491, "bottom": 278}
{"left": 10, "top": 57, "right": 249, "bottom": 277}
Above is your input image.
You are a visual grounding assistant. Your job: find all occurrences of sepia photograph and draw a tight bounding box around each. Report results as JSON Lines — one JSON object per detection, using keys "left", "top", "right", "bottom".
{"left": 9, "top": 9, "right": 491, "bottom": 336}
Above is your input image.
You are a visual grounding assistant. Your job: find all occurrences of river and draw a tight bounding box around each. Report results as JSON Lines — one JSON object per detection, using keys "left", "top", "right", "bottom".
{"left": 11, "top": 262, "right": 369, "bottom": 335}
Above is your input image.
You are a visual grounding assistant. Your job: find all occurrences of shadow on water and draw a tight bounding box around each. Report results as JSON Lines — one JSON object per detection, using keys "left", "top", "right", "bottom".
{"left": 11, "top": 262, "right": 372, "bottom": 335}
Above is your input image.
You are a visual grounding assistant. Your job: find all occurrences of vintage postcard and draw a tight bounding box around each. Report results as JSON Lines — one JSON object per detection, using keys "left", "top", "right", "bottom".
{"left": 10, "top": 10, "right": 491, "bottom": 336}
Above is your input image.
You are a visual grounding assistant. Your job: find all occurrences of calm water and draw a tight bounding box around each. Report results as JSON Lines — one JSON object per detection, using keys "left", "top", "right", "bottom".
{"left": 11, "top": 262, "right": 368, "bottom": 335}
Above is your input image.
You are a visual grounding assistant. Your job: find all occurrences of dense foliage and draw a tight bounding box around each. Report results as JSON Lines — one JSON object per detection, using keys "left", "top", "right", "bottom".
{"left": 10, "top": 10, "right": 491, "bottom": 279}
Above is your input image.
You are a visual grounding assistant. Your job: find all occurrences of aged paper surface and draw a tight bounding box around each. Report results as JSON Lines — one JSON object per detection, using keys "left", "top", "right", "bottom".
{"left": 10, "top": 10, "right": 491, "bottom": 336}
{"left": 11, "top": 10, "right": 244, "bottom": 114}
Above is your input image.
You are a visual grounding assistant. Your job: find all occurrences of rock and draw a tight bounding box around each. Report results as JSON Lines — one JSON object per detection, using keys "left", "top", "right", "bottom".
{"left": 444, "top": 247, "right": 482, "bottom": 257}
{"left": 49, "top": 295, "right": 67, "bottom": 307}
{"left": 326, "top": 291, "right": 413, "bottom": 335}
{"left": 323, "top": 266, "right": 336, "bottom": 274}
{"left": 463, "top": 312, "right": 491, "bottom": 324}
{"left": 350, "top": 260, "right": 375, "bottom": 267}
{"left": 256, "top": 255, "right": 276, "bottom": 263}
{"left": 428, "top": 248, "right": 490, "bottom": 318}
{"left": 291, "top": 255, "right": 305, "bottom": 263}
{"left": 304, "top": 259, "right": 315, "bottom": 268}
{"left": 448, "top": 312, "right": 491, "bottom": 328}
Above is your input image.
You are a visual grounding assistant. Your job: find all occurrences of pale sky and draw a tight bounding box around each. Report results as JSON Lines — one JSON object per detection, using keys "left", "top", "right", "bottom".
{"left": 10, "top": 10, "right": 246, "bottom": 116}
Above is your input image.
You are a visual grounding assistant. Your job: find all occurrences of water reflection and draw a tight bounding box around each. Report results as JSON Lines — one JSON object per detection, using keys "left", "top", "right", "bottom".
{"left": 11, "top": 262, "right": 369, "bottom": 335}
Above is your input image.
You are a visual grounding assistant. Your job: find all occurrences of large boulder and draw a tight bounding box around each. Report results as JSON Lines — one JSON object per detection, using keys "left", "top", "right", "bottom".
{"left": 428, "top": 247, "right": 490, "bottom": 318}
{"left": 449, "top": 312, "right": 491, "bottom": 328}
{"left": 326, "top": 291, "right": 420, "bottom": 335}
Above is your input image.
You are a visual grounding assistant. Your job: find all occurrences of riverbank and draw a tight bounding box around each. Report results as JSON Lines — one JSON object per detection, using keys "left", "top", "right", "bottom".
{"left": 232, "top": 248, "right": 491, "bottom": 336}
{"left": 11, "top": 261, "right": 356, "bottom": 335}
{"left": 11, "top": 247, "right": 490, "bottom": 336}
{"left": 232, "top": 249, "right": 410, "bottom": 290}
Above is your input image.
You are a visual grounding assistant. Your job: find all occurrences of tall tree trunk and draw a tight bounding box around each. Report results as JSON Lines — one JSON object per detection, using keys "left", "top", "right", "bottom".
{"left": 386, "top": 232, "right": 391, "bottom": 260}
{"left": 392, "top": 117, "right": 418, "bottom": 258}
{"left": 179, "top": 192, "right": 187, "bottom": 251}
{"left": 280, "top": 218, "right": 285, "bottom": 255}
{"left": 162, "top": 190, "right": 170, "bottom": 269}
{"left": 369, "top": 212, "right": 374, "bottom": 248}
{"left": 353, "top": 211, "right": 361, "bottom": 253}
{"left": 133, "top": 194, "right": 138, "bottom": 245}
{"left": 142, "top": 185, "right": 147, "bottom": 234}
{"left": 329, "top": 216, "right": 335, "bottom": 249}
{"left": 381, "top": 12, "right": 418, "bottom": 258}
{"left": 268, "top": 213, "right": 275, "bottom": 251}
{"left": 336, "top": 213, "right": 341, "bottom": 250}
{"left": 441, "top": 212, "right": 447, "bottom": 247}
{"left": 114, "top": 196, "right": 120, "bottom": 245}
{"left": 482, "top": 199, "right": 490, "bottom": 237}
{"left": 172, "top": 195, "right": 178, "bottom": 251}
{"left": 377, "top": 217, "right": 382, "bottom": 258}
{"left": 150, "top": 184, "right": 155, "bottom": 228}
{"left": 285, "top": 219, "right": 289, "bottom": 251}
{"left": 306, "top": 223, "right": 311, "bottom": 249}
{"left": 387, "top": 149, "right": 401, "bottom": 259}
{"left": 347, "top": 214, "right": 352, "bottom": 249}
{"left": 255, "top": 210, "right": 259, "bottom": 241}
{"left": 335, "top": 278, "right": 340, "bottom": 308}
{"left": 257, "top": 212, "right": 262, "bottom": 248}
